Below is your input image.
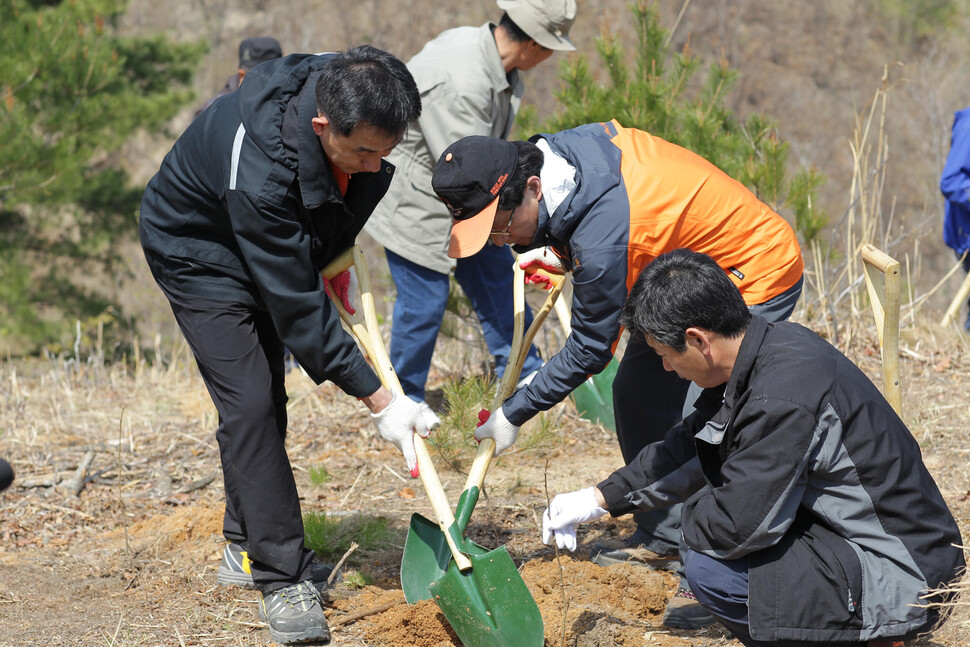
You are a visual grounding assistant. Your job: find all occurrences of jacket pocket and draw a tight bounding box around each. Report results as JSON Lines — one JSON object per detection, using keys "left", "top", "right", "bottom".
{"left": 748, "top": 511, "right": 863, "bottom": 642}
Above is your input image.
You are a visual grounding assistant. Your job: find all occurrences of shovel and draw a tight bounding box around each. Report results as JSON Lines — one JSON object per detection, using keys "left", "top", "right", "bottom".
{"left": 325, "top": 248, "right": 542, "bottom": 646}
{"left": 322, "top": 247, "right": 470, "bottom": 575}
{"left": 553, "top": 294, "right": 618, "bottom": 431}
{"left": 429, "top": 266, "right": 562, "bottom": 647}
{"left": 451, "top": 266, "right": 566, "bottom": 533}
{"left": 403, "top": 266, "right": 565, "bottom": 601}
{"left": 403, "top": 267, "right": 564, "bottom": 647}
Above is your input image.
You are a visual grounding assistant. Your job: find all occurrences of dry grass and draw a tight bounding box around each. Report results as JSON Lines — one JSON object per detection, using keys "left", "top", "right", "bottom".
{"left": 4, "top": 3, "right": 970, "bottom": 644}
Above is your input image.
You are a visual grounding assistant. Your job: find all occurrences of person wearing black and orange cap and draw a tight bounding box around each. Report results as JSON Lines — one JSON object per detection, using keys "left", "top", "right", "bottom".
{"left": 432, "top": 124, "right": 804, "bottom": 629}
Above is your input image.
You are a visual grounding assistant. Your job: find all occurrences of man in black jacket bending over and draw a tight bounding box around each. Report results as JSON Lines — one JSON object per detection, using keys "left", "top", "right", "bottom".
{"left": 542, "top": 248, "right": 963, "bottom": 647}
{"left": 140, "top": 45, "right": 421, "bottom": 645}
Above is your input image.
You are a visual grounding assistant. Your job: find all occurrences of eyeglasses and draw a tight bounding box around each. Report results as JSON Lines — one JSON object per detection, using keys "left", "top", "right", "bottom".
{"left": 489, "top": 206, "right": 517, "bottom": 237}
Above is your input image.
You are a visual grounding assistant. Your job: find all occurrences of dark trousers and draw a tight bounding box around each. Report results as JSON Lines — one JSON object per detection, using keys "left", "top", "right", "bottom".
{"left": 612, "top": 278, "right": 805, "bottom": 579}
{"left": 685, "top": 550, "right": 867, "bottom": 647}
{"left": 612, "top": 335, "right": 689, "bottom": 556}
{"left": 162, "top": 285, "right": 314, "bottom": 593}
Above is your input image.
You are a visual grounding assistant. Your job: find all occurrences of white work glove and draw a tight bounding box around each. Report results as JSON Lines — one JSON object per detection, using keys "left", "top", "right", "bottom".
{"left": 516, "top": 247, "right": 565, "bottom": 290}
{"left": 542, "top": 487, "right": 608, "bottom": 551}
{"left": 474, "top": 406, "right": 519, "bottom": 456}
{"left": 371, "top": 393, "right": 429, "bottom": 478}
{"left": 323, "top": 266, "right": 358, "bottom": 314}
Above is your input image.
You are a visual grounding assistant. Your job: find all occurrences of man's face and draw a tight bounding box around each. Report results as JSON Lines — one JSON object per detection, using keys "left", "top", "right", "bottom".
{"left": 517, "top": 43, "right": 555, "bottom": 71}
{"left": 488, "top": 177, "right": 542, "bottom": 247}
{"left": 646, "top": 333, "right": 720, "bottom": 388}
{"left": 312, "top": 117, "right": 402, "bottom": 174}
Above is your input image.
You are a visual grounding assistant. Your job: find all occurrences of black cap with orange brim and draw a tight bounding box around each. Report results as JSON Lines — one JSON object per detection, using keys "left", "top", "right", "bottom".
{"left": 432, "top": 136, "right": 518, "bottom": 259}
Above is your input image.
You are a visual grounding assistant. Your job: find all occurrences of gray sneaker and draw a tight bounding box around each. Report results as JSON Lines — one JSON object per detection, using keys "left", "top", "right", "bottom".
{"left": 662, "top": 588, "right": 716, "bottom": 629}
{"left": 217, "top": 542, "right": 334, "bottom": 591}
{"left": 258, "top": 580, "right": 330, "bottom": 644}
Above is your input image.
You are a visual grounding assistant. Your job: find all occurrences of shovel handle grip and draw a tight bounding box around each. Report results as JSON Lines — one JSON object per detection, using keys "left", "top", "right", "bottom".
{"left": 322, "top": 246, "right": 471, "bottom": 572}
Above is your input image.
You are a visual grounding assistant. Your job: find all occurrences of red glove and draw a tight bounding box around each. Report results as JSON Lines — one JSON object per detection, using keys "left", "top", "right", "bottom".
{"left": 524, "top": 273, "right": 554, "bottom": 290}
{"left": 473, "top": 408, "right": 491, "bottom": 443}
{"left": 517, "top": 247, "right": 565, "bottom": 290}
{"left": 323, "top": 267, "right": 358, "bottom": 314}
{"left": 474, "top": 406, "right": 519, "bottom": 455}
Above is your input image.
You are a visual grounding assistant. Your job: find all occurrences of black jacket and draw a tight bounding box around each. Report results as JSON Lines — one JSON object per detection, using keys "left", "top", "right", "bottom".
{"left": 598, "top": 316, "right": 964, "bottom": 642}
{"left": 140, "top": 54, "right": 388, "bottom": 396}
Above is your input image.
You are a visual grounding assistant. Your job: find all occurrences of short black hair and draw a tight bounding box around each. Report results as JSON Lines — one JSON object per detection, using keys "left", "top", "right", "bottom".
{"left": 497, "top": 140, "right": 544, "bottom": 210}
{"left": 315, "top": 44, "right": 421, "bottom": 137}
{"left": 619, "top": 249, "right": 751, "bottom": 351}
{"left": 499, "top": 12, "right": 534, "bottom": 45}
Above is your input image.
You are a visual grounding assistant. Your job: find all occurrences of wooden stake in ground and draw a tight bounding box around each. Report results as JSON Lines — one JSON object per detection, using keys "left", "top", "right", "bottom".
{"left": 861, "top": 244, "right": 901, "bottom": 416}
{"left": 940, "top": 258, "right": 970, "bottom": 329}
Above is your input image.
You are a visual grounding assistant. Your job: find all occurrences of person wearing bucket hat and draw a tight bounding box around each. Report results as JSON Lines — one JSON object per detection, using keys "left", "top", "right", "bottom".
{"left": 363, "top": 1, "right": 578, "bottom": 428}
{"left": 194, "top": 37, "right": 284, "bottom": 119}
{"left": 432, "top": 121, "right": 804, "bottom": 630}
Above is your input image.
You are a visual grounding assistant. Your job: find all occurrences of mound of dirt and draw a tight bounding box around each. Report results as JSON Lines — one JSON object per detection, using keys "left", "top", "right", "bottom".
{"left": 330, "top": 555, "right": 705, "bottom": 647}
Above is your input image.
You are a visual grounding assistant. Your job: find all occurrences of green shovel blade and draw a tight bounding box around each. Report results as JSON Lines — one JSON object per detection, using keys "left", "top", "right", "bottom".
{"left": 429, "top": 547, "right": 544, "bottom": 647}
{"left": 571, "top": 360, "right": 618, "bottom": 431}
{"left": 402, "top": 487, "right": 485, "bottom": 603}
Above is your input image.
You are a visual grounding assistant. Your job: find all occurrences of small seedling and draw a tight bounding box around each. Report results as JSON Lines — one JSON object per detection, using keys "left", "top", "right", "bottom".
{"left": 341, "top": 570, "right": 373, "bottom": 589}
{"left": 303, "top": 511, "right": 397, "bottom": 564}
{"left": 309, "top": 465, "right": 332, "bottom": 485}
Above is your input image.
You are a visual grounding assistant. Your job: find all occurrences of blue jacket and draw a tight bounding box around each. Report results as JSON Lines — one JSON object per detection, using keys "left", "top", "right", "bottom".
{"left": 140, "top": 54, "right": 388, "bottom": 397}
{"left": 503, "top": 121, "right": 802, "bottom": 425}
{"left": 941, "top": 107, "right": 970, "bottom": 255}
{"left": 599, "top": 316, "right": 963, "bottom": 642}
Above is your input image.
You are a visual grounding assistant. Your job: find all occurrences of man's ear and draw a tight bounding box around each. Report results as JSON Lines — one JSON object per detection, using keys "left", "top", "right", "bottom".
{"left": 311, "top": 114, "right": 330, "bottom": 137}
{"left": 685, "top": 327, "right": 713, "bottom": 355}
{"left": 527, "top": 175, "right": 543, "bottom": 201}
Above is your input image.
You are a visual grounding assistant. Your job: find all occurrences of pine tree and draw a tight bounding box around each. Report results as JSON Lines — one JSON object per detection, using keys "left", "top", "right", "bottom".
{"left": 517, "top": 1, "right": 826, "bottom": 246}
{"left": 0, "top": 0, "right": 206, "bottom": 354}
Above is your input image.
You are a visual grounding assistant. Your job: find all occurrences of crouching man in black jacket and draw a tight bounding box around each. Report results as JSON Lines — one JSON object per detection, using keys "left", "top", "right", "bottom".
{"left": 543, "top": 248, "right": 964, "bottom": 647}
{"left": 140, "top": 45, "right": 421, "bottom": 645}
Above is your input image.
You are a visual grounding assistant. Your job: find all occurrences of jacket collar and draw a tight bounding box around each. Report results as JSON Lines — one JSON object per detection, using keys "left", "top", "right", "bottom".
{"left": 723, "top": 314, "right": 769, "bottom": 409}
{"left": 295, "top": 72, "right": 339, "bottom": 210}
{"left": 481, "top": 23, "right": 520, "bottom": 97}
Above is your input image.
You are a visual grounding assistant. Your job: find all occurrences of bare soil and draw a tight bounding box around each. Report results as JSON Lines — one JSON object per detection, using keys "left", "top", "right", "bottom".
{"left": 1, "top": 314, "right": 969, "bottom": 647}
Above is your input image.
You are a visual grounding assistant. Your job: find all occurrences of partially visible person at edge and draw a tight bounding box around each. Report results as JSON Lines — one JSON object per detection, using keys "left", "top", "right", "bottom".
{"left": 193, "top": 36, "right": 283, "bottom": 120}
{"left": 0, "top": 458, "right": 12, "bottom": 493}
{"left": 940, "top": 104, "right": 970, "bottom": 332}
{"left": 139, "top": 45, "right": 422, "bottom": 646}
{"left": 542, "top": 248, "right": 964, "bottom": 647}
{"left": 363, "top": 0, "right": 578, "bottom": 428}
{"left": 430, "top": 121, "right": 804, "bottom": 628}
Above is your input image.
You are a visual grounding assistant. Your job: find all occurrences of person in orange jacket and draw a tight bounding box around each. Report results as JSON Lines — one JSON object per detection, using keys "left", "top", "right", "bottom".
{"left": 431, "top": 120, "right": 803, "bottom": 628}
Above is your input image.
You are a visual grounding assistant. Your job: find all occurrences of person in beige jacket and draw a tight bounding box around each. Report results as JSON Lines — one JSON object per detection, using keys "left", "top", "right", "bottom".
{"left": 364, "top": 0, "right": 577, "bottom": 427}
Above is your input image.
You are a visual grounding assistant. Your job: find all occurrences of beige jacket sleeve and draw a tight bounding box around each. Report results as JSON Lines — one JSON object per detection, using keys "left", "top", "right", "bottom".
{"left": 363, "top": 24, "right": 523, "bottom": 274}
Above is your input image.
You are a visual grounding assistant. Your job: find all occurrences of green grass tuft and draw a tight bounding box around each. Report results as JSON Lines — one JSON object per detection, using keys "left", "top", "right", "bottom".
{"left": 309, "top": 465, "right": 332, "bottom": 485}
{"left": 303, "top": 511, "right": 398, "bottom": 564}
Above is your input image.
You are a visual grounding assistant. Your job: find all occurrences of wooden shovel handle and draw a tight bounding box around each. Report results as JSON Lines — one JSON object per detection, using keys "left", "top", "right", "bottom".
{"left": 322, "top": 246, "right": 471, "bottom": 571}
{"left": 462, "top": 267, "right": 565, "bottom": 494}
